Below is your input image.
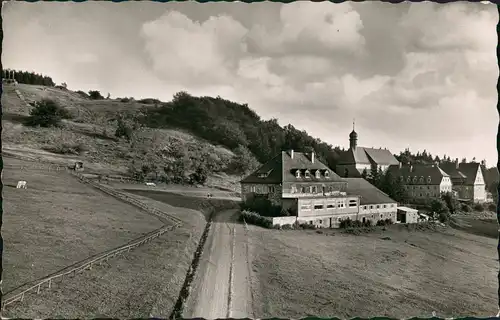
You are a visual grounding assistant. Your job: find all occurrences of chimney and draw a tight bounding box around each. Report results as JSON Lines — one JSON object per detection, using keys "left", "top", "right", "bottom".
{"left": 290, "top": 149, "right": 294, "bottom": 159}
{"left": 409, "top": 165, "right": 413, "bottom": 172}
{"left": 311, "top": 151, "right": 315, "bottom": 163}
{"left": 455, "top": 158, "right": 459, "bottom": 169}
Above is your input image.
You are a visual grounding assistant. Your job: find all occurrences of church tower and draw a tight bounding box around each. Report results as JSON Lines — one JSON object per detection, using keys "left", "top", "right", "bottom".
{"left": 349, "top": 119, "right": 357, "bottom": 150}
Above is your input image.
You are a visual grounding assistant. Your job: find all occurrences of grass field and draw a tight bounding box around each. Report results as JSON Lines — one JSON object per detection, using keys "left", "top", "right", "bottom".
{"left": 3, "top": 159, "right": 237, "bottom": 318}
{"left": 2, "top": 157, "right": 163, "bottom": 294}
{"left": 248, "top": 223, "right": 498, "bottom": 319}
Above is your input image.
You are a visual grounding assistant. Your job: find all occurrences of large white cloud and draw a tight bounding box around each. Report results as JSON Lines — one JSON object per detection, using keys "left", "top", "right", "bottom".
{"left": 141, "top": 11, "right": 248, "bottom": 87}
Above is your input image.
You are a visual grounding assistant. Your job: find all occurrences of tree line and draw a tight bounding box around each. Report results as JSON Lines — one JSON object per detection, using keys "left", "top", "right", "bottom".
{"left": 141, "top": 91, "right": 343, "bottom": 170}
{"left": 2, "top": 69, "right": 55, "bottom": 87}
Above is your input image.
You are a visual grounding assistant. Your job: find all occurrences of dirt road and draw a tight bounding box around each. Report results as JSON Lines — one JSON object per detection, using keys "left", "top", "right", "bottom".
{"left": 185, "top": 209, "right": 255, "bottom": 319}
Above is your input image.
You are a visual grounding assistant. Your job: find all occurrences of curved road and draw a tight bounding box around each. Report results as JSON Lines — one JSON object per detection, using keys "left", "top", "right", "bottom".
{"left": 185, "top": 209, "right": 255, "bottom": 319}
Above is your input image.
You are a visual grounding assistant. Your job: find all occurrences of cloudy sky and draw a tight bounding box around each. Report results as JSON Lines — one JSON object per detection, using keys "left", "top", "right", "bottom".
{"left": 3, "top": 1, "right": 498, "bottom": 165}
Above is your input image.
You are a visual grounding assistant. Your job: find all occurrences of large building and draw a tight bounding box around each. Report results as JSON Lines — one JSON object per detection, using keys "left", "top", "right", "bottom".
{"left": 440, "top": 161, "right": 487, "bottom": 203}
{"left": 240, "top": 150, "right": 398, "bottom": 228}
{"left": 386, "top": 163, "right": 453, "bottom": 202}
{"left": 336, "top": 125, "right": 399, "bottom": 178}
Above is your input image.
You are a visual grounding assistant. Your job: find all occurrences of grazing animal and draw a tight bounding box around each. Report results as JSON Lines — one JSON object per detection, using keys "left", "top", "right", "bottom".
{"left": 16, "top": 180, "right": 27, "bottom": 189}
{"left": 145, "top": 182, "right": 156, "bottom": 187}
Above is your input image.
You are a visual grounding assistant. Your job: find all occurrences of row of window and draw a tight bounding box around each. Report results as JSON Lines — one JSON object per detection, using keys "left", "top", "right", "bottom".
{"left": 361, "top": 204, "right": 396, "bottom": 210}
{"left": 249, "top": 185, "right": 276, "bottom": 193}
{"left": 291, "top": 185, "right": 340, "bottom": 194}
{"left": 301, "top": 199, "right": 358, "bottom": 211}
{"left": 294, "top": 169, "right": 330, "bottom": 179}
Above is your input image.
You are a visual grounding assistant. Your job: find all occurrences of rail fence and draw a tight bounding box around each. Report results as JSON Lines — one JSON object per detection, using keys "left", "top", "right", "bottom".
{"left": 1, "top": 158, "right": 184, "bottom": 311}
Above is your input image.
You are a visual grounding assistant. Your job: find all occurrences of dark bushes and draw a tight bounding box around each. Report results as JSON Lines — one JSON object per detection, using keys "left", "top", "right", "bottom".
{"left": 474, "top": 203, "right": 485, "bottom": 212}
{"left": 25, "top": 99, "right": 72, "bottom": 127}
{"left": 487, "top": 202, "right": 497, "bottom": 212}
{"left": 239, "top": 210, "right": 273, "bottom": 228}
{"left": 240, "top": 197, "right": 285, "bottom": 217}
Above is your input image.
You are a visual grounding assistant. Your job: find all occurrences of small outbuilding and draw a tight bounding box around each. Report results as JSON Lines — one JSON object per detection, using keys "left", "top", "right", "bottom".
{"left": 396, "top": 206, "right": 419, "bottom": 224}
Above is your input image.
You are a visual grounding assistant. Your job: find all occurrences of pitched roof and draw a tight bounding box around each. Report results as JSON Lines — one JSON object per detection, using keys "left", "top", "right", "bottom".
{"left": 387, "top": 164, "right": 449, "bottom": 185}
{"left": 344, "top": 178, "right": 396, "bottom": 205}
{"left": 338, "top": 147, "right": 399, "bottom": 166}
{"left": 241, "top": 151, "right": 344, "bottom": 184}
{"left": 440, "top": 162, "right": 482, "bottom": 185}
{"left": 458, "top": 162, "right": 481, "bottom": 185}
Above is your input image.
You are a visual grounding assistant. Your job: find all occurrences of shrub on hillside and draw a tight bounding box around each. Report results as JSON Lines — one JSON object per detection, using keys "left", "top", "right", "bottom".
{"left": 297, "top": 222, "right": 316, "bottom": 230}
{"left": 189, "top": 167, "right": 208, "bottom": 185}
{"left": 120, "top": 97, "right": 131, "bottom": 103}
{"left": 429, "top": 199, "right": 449, "bottom": 215}
{"left": 375, "top": 219, "right": 394, "bottom": 227}
{"left": 239, "top": 210, "right": 273, "bottom": 228}
{"left": 488, "top": 202, "right": 497, "bottom": 212}
{"left": 115, "top": 118, "right": 133, "bottom": 141}
{"left": 88, "top": 90, "right": 104, "bottom": 100}
{"left": 240, "top": 197, "right": 283, "bottom": 217}
{"left": 76, "top": 90, "right": 90, "bottom": 99}
{"left": 473, "top": 203, "right": 485, "bottom": 212}
{"left": 441, "top": 192, "right": 459, "bottom": 214}
{"left": 25, "top": 99, "right": 72, "bottom": 127}
{"left": 138, "top": 98, "right": 161, "bottom": 104}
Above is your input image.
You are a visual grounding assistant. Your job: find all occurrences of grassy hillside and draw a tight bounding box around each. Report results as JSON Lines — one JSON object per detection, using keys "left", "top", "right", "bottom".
{"left": 2, "top": 83, "right": 241, "bottom": 190}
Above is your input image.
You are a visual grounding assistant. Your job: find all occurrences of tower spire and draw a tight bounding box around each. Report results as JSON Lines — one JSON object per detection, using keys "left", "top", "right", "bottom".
{"left": 353, "top": 118, "right": 355, "bottom": 131}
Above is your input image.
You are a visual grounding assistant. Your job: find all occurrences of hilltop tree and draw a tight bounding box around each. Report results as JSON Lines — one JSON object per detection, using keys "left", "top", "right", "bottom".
{"left": 88, "top": 90, "right": 104, "bottom": 100}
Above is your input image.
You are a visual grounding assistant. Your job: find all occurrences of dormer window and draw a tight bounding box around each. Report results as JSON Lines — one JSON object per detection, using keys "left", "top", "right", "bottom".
{"left": 419, "top": 177, "right": 424, "bottom": 184}
{"left": 324, "top": 171, "right": 330, "bottom": 178}
{"left": 406, "top": 177, "right": 411, "bottom": 183}
{"left": 295, "top": 170, "right": 301, "bottom": 178}
{"left": 315, "top": 170, "right": 321, "bottom": 179}
{"left": 412, "top": 176, "right": 417, "bottom": 183}
{"left": 305, "top": 170, "right": 311, "bottom": 178}
{"left": 427, "top": 176, "right": 431, "bottom": 183}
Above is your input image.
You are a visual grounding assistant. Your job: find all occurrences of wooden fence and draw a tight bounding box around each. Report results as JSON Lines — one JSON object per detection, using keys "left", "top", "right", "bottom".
{"left": 1, "top": 161, "right": 184, "bottom": 311}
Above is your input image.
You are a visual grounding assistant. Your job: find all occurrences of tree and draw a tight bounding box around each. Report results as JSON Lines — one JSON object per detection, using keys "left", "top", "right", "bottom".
{"left": 361, "top": 168, "right": 368, "bottom": 180}
{"left": 228, "top": 145, "right": 260, "bottom": 175}
{"left": 429, "top": 199, "right": 450, "bottom": 222}
{"left": 368, "top": 163, "right": 382, "bottom": 188}
{"left": 189, "top": 167, "right": 208, "bottom": 185}
{"left": 377, "top": 170, "right": 408, "bottom": 204}
{"left": 88, "top": 90, "right": 104, "bottom": 100}
{"left": 115, "top": 117, "right": 133, "bottom": 141}
{"left": 25, "top": 99, "right": 71, "bottom": 127}
{"left": 441, "top": 192, "right": 459, "bottom": 214}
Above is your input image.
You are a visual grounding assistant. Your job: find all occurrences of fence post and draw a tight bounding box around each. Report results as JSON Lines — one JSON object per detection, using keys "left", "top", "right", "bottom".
{"left": 37, "top": 284, "right": 41, "bottom": 294}
{"left": 89, "top": 262, "right": 92, "bottom": 270}
{"left": 21, "top": 292, "right": 25, "bottom": 302}
{"left": 48, "top": 279, "right": 52, "bottom": 289}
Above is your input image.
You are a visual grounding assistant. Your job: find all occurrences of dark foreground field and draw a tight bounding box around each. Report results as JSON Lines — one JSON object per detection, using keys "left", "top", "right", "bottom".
{"left": 248, "top": 221, "right": 497, "bottom": 319}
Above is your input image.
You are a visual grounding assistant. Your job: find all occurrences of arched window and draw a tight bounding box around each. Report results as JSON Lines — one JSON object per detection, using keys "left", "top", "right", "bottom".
{"left": 412, "top": 176, "right": 417, "bottom": 183}
{"left": 305, "top": 170, "right": 311, "bottom": 178}
{"left": 427, "top": 176, "right": 431, "bottom": 184}
{"left": 419, "top": 176, "right": 424, "bottom": 184}
{"left": 315, "top": 170, "right": 321, "bottom": 179}
{"left": 324, "top": 171, "right": 330, "bottom": 178}
{"left": 295, "top": 170, "right": 301, "bottom": 178}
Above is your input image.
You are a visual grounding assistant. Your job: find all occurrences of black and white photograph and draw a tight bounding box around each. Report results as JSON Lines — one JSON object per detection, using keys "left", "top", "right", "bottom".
{"left": 1, "top": 1, "right": 498, "bottom": 319}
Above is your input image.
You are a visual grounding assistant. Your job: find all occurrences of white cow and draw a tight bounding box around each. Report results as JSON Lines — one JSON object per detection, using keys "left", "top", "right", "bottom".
{"left": 145, "top": 182, "right": 156, "bottom": 187}
{"left": 16, "top": 180, "right": 27, "bottom": 189}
